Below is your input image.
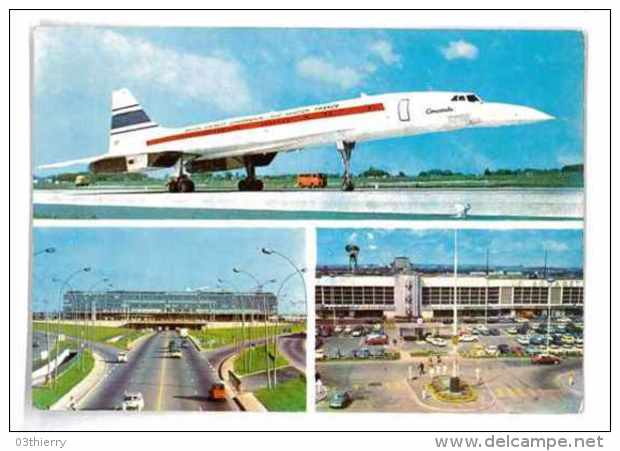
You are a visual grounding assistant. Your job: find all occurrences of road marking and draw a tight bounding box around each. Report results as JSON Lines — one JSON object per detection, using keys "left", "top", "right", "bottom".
{"left": 156, "top": 353, "right": 168, "bottom": 411}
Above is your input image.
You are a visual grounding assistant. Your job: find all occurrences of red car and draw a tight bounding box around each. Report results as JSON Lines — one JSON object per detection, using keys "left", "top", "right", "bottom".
{"left": 531, "top": 354, "right": 561, "bottom": 365}
{"left": 365, "top": 334, "right": 389, "bottom": 346}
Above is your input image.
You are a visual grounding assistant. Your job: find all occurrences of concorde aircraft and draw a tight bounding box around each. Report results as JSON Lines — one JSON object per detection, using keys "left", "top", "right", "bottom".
{"left": 40, "top": 89, "right": 553, "bottom": 192}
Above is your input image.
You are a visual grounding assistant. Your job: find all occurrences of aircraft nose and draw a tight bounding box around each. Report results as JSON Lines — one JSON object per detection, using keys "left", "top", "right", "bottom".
{"left": 517, "top": 106, "right": 554, "bottom": 122}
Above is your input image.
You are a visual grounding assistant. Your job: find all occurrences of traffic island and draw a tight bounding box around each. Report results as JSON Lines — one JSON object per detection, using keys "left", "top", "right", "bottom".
{"left": 426, "top": 375, "right": 477, "bottom": 403}
{"left": 407, "top": 375, "right": 496, "bottom": 413}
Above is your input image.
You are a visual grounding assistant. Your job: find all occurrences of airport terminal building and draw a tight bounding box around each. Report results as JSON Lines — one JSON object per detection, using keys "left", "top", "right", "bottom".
{"left": 62, "top": 290, "right": 278, "bottom": 321}
{"left": 315, "top": 259, "right": 583, "bottom": 321}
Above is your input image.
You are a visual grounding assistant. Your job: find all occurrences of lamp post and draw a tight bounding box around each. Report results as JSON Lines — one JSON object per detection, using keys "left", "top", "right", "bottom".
{"left": 272, "top": 268, "right": 307, "bottom": 386}
{"left": 217, "top": 277, "right": 246, "bottom": 361}
{"left": 451, "top": 229, "right": 459, "bottom": 385}
{"left": 53, "top": 267, "right": 91, "bottom": 388}
{"left": 233, "top": 267, "right": 276, "bottom": 389}
{"left": 546, "top": 277, "right": 555, "bottom": 354}
{"left": 81, "top": 277, "right": 110, "bottom": 367}
{"left": 261, "top": 248, "right": 307, "bottom": 314}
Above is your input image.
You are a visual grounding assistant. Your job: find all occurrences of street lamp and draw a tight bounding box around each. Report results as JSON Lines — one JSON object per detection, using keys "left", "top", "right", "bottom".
{"left": 261, "top": 247, "right": 308, "bottom": 314}
{"left": 53, "top": 266, "right": 91, "bottom": 387}
{"left": 546, "top": 277, "right": 555, "bottom": 354}
{"left": 233, "top": 267, "right": 277, "bottom": 388}
{"left": 83, "top": 277, "right": 110, "bottom": 361}
{"left": 451, "top": 229, "right": 460, "bottom": 383}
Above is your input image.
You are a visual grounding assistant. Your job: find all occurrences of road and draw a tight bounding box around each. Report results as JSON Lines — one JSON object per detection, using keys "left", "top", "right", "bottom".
{"left": 277, "top": 335, "right": 306, "bottom": 371}
{"left": 33, "top": 187, "right": 583, "bottom": 220}
{"left": 80, "top": 331, "right": 236, "bottom": 411}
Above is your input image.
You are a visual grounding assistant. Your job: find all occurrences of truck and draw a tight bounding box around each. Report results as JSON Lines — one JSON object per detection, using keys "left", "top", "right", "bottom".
{"left": 74, "top": 175, "right": 91, "bottom": 187}
{"left": 297, "top": 173, "right": 327, "bottom": 189}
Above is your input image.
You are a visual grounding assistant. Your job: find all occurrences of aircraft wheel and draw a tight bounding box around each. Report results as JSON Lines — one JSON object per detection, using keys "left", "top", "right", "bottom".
{"left": 168, "top": 181, "right": 179, "bottom": 193}
{"left": 342, "top": 180, "right": 355, "bottom": 191}
{"left": 253, "top": 180, "right": 264, "bottom": 191}
{"left": 179, "top": 179, "right": 195, "bottom": 193}
{"left": 238, "top": 179, "right": 248, "bottom": 191}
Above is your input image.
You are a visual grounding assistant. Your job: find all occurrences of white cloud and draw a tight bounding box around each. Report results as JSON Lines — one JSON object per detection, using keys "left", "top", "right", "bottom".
{"left": 296, "top": 57, "right": 364, "bottom": 89}
{"left": 440, "top": 40, "right": 479, "bottom": 60}
{"left": 368, "top": 40, "right": 400, "bottom": 65}
{"left": 348, "top": 232, "right": 358, "bottom": 243}
{"left": 368, "top": 244, "right": 378, "bottom": 251}
{"left": 34, "top": 28, "right": 254, "bottom": 114}
{"left": 366, "top": 232, "right": 375, "bottom": 241}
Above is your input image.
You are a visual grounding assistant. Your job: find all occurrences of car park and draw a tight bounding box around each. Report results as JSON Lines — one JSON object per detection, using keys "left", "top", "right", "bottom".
{"left": 329, "top": 391, "right": 352, "bottom": 409}
{"left": 121, "top": 392, "right": 144, "bottom": 411}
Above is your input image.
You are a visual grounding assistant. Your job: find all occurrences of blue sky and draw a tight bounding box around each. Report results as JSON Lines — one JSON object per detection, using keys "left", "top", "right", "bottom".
{"left": 317, "top": 229, "right": 583, "bottom": 269}
{"left": 33, "top": 27, "right": 583, "bottom": 176}
{"left": 32, "top": 228, "right": 307, "bottom": 314}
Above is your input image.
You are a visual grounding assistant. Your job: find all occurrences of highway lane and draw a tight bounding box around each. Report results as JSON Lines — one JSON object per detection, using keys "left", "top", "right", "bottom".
{"left": 278, "top": 335, "right": 306, "bottom": 371}
{"left": 80, "top": 331, "right": 235, "bottom": 411}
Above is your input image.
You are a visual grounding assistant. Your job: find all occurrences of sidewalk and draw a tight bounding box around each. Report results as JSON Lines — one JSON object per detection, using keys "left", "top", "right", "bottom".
{"left": 50, "top": 351, "right": 108, "bottom": 411}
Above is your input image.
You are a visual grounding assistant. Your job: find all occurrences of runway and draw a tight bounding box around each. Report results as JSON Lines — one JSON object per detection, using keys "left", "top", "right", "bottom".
{"left": 33, "top": 187, "right": 583, "bottom": 220}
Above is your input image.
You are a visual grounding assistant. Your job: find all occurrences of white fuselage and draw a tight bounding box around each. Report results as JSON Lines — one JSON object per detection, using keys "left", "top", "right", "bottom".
{"left": 111, "top": 91, "right": 552, "bottom": 164}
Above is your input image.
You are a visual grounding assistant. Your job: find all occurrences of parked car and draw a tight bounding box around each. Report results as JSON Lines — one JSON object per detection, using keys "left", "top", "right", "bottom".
{"left": 517, "top": 325, "right": 530, "bottom": 335}
{"left": 329, "top": 391, "right": 352, "bottom": 409}
{"left": 561, "top": 335, "right": 576, "bottom": 345}
{"left": 497, "top": 344, "right": 511, "bottom": 354}
{"left": 343, "top": 326, "right": 353, "bottom": 335}
{"left": 525, "top": 346, "right": 539, "bottom": 356}
{"left": 351, "top": 329, "right": 363, "bottom": 337}
{"left": 315, "top": 349, "right": 325, "bottom": 360}
{"left": 353, "top": 348, "right": 370, "bottom": 359}
{"left": 428, "top": 337, "right": 447, "bottom": 347}
{"left": 489, "top": 328, "right": 501, "bottom": 336}
{"left": 531, "top": 354, "right": 561, "bottom": 365}
{"left": 511, "top": 346, "right": 525, "bottom": 357}
{"left": 366, "top": 334, "right": 389, "bottom": 346}
{"left": 459, "top": 335, "right": 478, "bottom": 343}
{"left": 529, "top": 335, "right": 545, "bottom": 346}
{"left": 485, "top": 345, "right": 499, "bottom": 356}
{"left": 121, "top": 392, "right": 144, "bottom": 411}
{"left": 517, "top": 336, "right": 530, "bottom": 346}
{"left": 334, "top": 326, "right": 343, "bottom": 334}
{"left": 208, "top": 383, "right": 227, "bottom": 401}
{"left": 369, "top": 347, "right": 386, "bottom": 358}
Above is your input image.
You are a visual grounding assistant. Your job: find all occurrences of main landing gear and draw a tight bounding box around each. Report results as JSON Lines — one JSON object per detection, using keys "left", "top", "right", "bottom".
{"left": 167, "top": 159, "right": 195, "bottom": 193}
{"left": 238, "top": 159, "right": 264, "bottom": 191}
{"left": 337, "top": 140, "right": 356, "bottom": 191}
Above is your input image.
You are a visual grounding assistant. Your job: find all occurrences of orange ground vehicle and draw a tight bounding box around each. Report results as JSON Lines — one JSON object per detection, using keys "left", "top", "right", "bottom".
{"left": 297, "top": 173, "right": 328, "bottom": 188}
{"left": 208, "top": 383, "right": 227, "bottom": 401}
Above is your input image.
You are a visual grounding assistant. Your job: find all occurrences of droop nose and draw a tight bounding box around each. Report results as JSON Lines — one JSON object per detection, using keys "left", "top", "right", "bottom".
{"left": 480, "top": 103, "right": 555, "bottom": 126}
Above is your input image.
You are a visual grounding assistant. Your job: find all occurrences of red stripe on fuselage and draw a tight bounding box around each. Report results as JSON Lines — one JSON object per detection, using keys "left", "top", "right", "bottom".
{"left": 146, "top": 102, "right": 385, "bottom": 146}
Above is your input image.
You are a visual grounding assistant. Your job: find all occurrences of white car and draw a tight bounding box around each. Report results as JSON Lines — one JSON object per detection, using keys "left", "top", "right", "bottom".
{"left": 459, "top": 335, "right": 478, "bottom": 343}
{"left": 334, "top": 326, "right": 343, "bottom": 334}
{"left": 430, "top": 337, "right": 447, "bottom": 347}
{"left": 515, "top": 317, "right": 529, "bottom": 324}
{"left": 343, "top": 326, "right": 353, "bottom": 335}
{"left": 315, "top": 349, "right": 325, "bottom": 360}
{"left": 485, "top": 345, "right": 499, "bottom": 356}
{"left": 517, "top": 336, "right": 530, "bottom": 346}
{"left": 121, "top": 392, "right": 144, "bottom": 411}
{"left": 351, "top": 330, "right": 362, "bottom": 337}
{"left": 116, "top": 351, "right": 128, "bottom": 363}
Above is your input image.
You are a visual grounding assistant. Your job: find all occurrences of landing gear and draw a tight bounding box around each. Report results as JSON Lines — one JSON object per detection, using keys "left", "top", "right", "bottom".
{"left": 337, "top": 140, "right": 356, "bottom": 191}
{"left": 167, "top": 159, "right": 195, "bottom": 193}
{"left": 238, "top": 159, "right": 264, "bottom": 191}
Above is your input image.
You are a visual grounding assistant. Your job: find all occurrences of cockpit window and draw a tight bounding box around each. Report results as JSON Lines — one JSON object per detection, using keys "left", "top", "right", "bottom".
{"left": 451, "top": 94, "right": 482, "bottom": 102}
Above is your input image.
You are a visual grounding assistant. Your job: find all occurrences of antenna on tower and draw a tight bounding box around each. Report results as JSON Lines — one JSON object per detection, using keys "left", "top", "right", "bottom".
{"left": 486, "top": 248, "right": 489, "bottom": 275}
{"left": 543, "top": 249, "right": 548, "bottom": 279}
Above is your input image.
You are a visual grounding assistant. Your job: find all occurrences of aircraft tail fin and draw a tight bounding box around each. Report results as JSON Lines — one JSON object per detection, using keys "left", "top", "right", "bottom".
{"left": 108, "top": 88, "right": 160, "bottom": 153}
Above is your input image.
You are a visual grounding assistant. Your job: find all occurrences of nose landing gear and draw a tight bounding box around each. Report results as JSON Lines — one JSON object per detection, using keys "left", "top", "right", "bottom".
{"left": 337, "top": 140, "right": 356, "bottom": 191}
